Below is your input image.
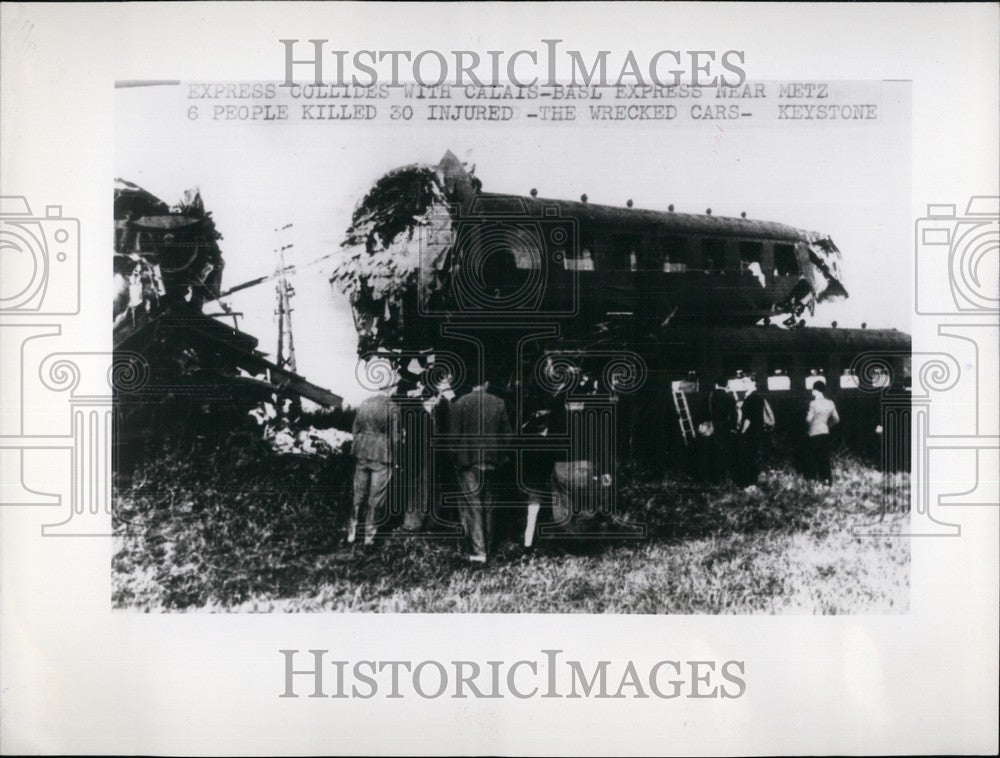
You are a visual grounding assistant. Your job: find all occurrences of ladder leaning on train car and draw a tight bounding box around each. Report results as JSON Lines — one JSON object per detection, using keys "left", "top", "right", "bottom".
{"left": 672, "top": 388, "right": 696, "bottom": 445}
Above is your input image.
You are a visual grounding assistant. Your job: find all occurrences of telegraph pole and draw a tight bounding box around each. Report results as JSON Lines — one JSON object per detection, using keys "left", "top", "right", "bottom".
{"left": 274, "top": 223, "right": 297, "bottom": 373}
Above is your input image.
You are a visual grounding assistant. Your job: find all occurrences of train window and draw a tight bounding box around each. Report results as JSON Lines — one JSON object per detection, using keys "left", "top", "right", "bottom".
{"left": 662, "top": 236, "right": 688, "bottom": 272}
{"left": 510, "top": 237, "right": 541, "bottom": 270}
{"left": 701, "top": 238, "right": 727, "bottom": 271}
{"left": 671, "top": 374, "right": 699, "bottom": 394}
{"left": 634, "top": 236, "right": 662, "bottom": 271}
{"left": 612, "top": 234, "right": 641, "bottom": 271}
{"left": 767, "top": 371, "right": 791, "bottom": 391}
{"left": 767, "top": 355, "right": 793, "bottom": 390}
{"left": 636, "top": 250, "right": 660, "bottom": 271}
{"left": 564, "top": 247, "right": 594, "bottom": 271}
{"left": 479, "top": 248, "right": 519, "bottom": 292}
{"left": 774, "top": 244, "right": 798, "bottom": 276}
{"left": 565, "top": 227, "right": 595, "bottom": 271}
{"left": 740, "top": 241, "right": 766, "bottom": 285}
{"left": 840, "top": 369, "right": 860, "bottom": 389}
{"left": 805, "top": 370, "right": 826, "bottom": 390}
{"left": 727, "top": 371, "right": 756, "bottom": 398}
{"left": 740, "top": 241, "right": 763, "bottom": 264}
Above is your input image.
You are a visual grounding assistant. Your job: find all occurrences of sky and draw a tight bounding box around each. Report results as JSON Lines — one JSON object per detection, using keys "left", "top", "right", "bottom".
{"left": 115, "top": 80, "right": 911, "bottom": 405}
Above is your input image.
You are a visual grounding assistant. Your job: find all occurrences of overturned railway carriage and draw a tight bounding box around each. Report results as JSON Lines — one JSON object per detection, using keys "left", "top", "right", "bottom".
{"left": 344, "top": 152, "right": 911, "bottom": 472}
{"left": 113, "top": 180, "right": 342, "bottom": 464}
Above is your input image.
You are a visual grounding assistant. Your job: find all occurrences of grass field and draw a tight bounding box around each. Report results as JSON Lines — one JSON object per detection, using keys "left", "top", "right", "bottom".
{"left": 112, "top": 443, "right": 909, "bottom": 613}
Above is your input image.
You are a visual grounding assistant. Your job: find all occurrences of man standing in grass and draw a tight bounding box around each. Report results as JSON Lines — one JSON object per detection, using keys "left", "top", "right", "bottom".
{"left": 805, "top": 380, "right": 840, "bottom": 485}
{"left": 451, "top": 377, "right": 512, "bottom": 564}
{"left": 737, "top": 373, "right": 767, "bottom": 489}
{"left": 704, "top": 376, "right": 738, "bottom": 484}
{"left": 349, "top": 379, "right": 400, "bottom": 548}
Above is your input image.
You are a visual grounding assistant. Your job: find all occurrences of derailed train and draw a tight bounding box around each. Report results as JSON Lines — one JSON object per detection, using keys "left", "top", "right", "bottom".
{"left": 345, "top": 152, "right": 911, "bottom": 470}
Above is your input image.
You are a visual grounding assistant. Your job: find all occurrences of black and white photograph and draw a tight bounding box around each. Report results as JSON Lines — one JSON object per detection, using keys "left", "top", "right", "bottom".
{"left": 111, "top": 77, "right": 913, "bottom": 613}
{"left": 2, "top": 2, "right": 997, "bottom": 755}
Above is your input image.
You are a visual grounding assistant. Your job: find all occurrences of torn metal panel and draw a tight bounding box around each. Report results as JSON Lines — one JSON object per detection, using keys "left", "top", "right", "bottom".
{"left": 114, "top": 179, "right": 342, "bottom": 411}
{"left": 114, "top": 180, "right": 225, "bottom": 309}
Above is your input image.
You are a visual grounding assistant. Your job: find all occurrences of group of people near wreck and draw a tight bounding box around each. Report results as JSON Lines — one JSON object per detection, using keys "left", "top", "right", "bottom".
{"left": 696, "top": 373, "right": 838, "bottom": 488}
{"left": 349, "top": 368, "right": 840, "bottom": 563}
{"left": 350, "top": 371, "right": 588, "bottom": 563}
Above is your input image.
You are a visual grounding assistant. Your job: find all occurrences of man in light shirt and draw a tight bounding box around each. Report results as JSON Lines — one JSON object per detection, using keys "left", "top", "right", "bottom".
{"left": 805, "top": 380, "right": 840, "bottom": 485}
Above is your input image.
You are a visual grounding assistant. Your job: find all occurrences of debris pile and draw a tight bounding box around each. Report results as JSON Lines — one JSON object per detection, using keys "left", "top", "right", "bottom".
{"left": 249, "top": 401, "right": 353, "bottom": 457}
{"left": 264, "top": 424, "right": 353, "bottom": 458}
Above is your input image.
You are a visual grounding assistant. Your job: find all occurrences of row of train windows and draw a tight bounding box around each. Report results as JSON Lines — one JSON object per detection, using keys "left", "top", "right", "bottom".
{"left": 765, "top": 370, "right": 888, "bottom": 391}
{"left": 739, "top": 371, "right": 880, "bottom": 392}
{"left": 568, "top": 236, "right": 800, "bottom": 276}
{"left": 674, "top": 369, "right": 891, "bottom": 394}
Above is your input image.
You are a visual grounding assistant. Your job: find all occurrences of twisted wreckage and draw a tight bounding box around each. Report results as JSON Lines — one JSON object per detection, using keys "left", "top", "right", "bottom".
{"left": 113, "top": 180, "right": 341, "bottom": 454}
{"left": 112, "top": 151, "right": 910, "bottom": 466}
{"left": 335, "top": 151, "right": 910, "bottom": 461}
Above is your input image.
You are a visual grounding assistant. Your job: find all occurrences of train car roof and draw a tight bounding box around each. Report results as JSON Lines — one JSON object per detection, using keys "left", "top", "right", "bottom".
{"left": 652, "top": 325, "right": 911, "bottom": 353}
{"left": 474, "top": 192, "right": 806, "bottom": 242}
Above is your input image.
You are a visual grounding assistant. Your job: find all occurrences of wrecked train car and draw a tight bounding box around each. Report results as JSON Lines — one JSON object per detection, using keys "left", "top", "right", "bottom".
{"left": 113, "top": 180, "right": 341, "bottom": 461}
{"left": 335, "top": 152, "right": 910, "bottom": 463}
{"left": 336, "top": 151, "right": 850, "bottom": 344}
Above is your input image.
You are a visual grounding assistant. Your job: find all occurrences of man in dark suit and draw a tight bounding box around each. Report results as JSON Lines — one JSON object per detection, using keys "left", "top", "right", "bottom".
{"left": 401, "top": 383, "right": 452, "bottom": 533}
{"left": 737, "top": 374, "right": 766, "bottom": 488}
{"left": 704, "top": 377, "right": 738, "bottom": 484}
{"left": 451, "top": 379, "right": 512, "bottom": 563}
